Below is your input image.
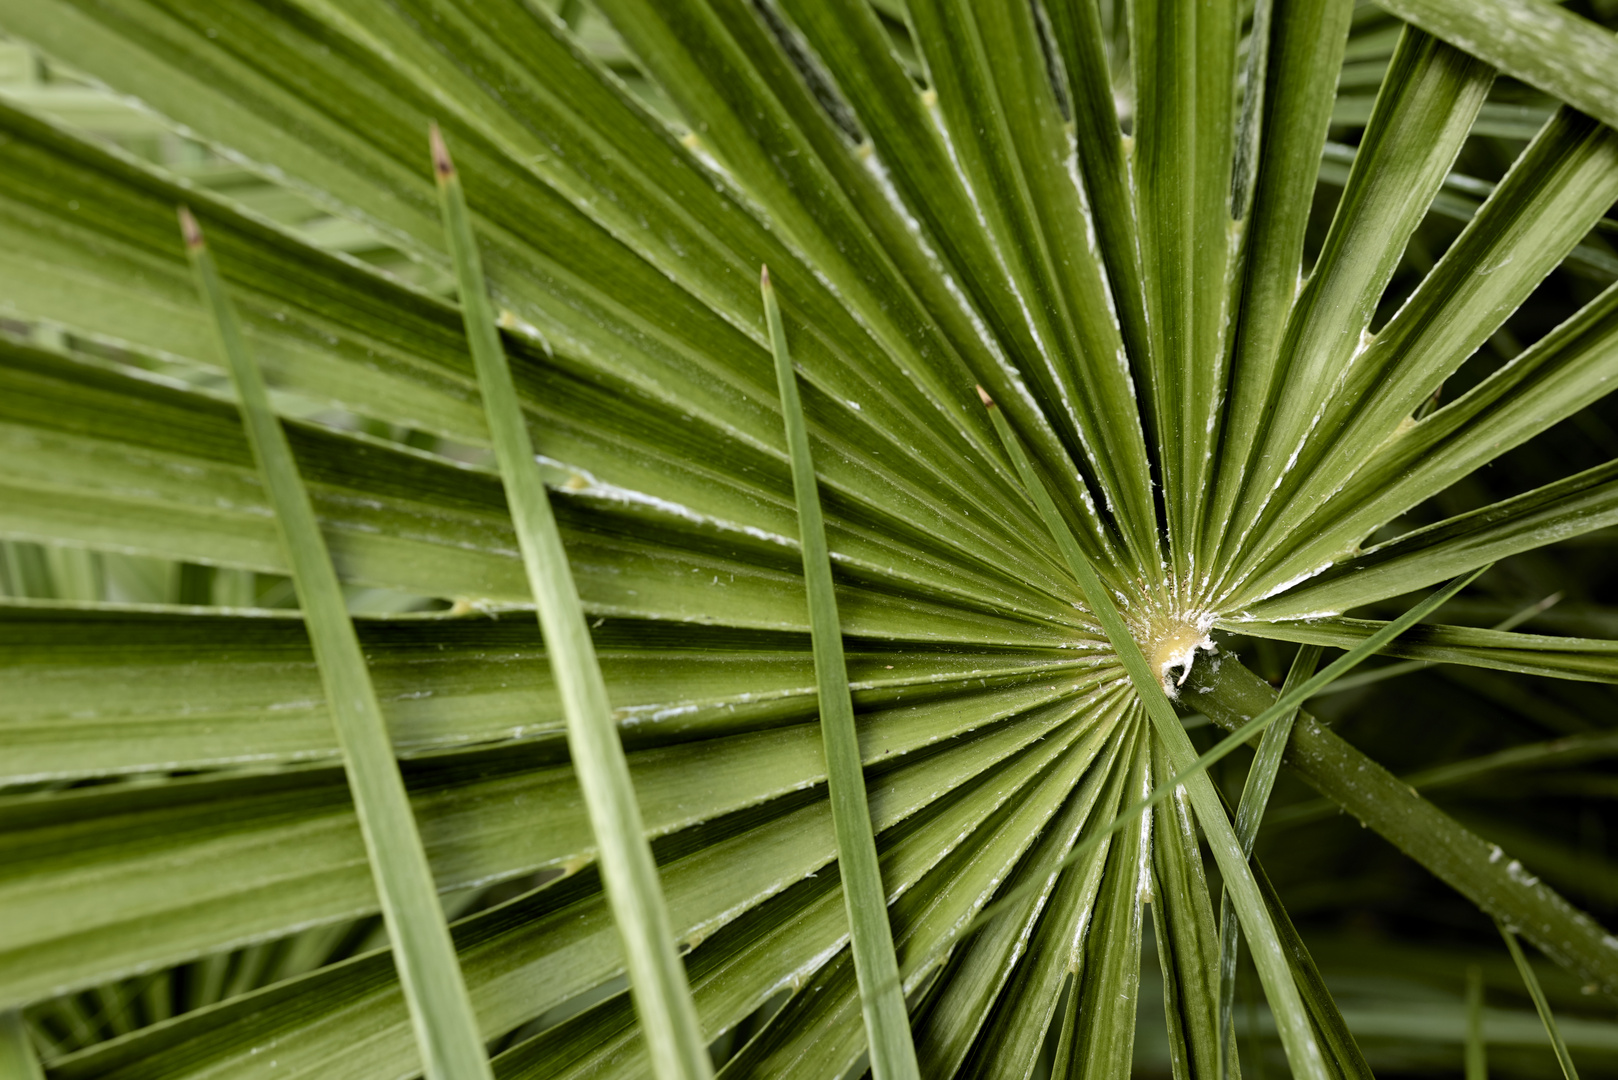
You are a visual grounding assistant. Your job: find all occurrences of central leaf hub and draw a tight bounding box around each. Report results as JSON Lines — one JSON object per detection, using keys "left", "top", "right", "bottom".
{"left": 1133, "top": 608, "right": 1215, "bottom": 694}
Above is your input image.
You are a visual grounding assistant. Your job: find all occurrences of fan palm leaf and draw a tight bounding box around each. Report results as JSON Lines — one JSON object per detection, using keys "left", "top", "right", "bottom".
{"left": 2, "top": 0, "right": 1618, "bottom": 1076}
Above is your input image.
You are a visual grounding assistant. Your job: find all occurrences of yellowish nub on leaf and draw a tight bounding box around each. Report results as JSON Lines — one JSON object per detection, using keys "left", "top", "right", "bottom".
{"left": 1136, "top": 609, "right": 1216, "bottom": 695}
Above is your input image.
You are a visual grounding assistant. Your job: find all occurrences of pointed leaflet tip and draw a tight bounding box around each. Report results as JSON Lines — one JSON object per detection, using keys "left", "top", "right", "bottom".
{"left": 177, "top": 206, "right": 204, "bottom": 251}
{"left": 429, "top": 123, "right": 455, "bottom": 181}
{"left": 975, "top": 384, "right": 996, "bottom": 409}
{"left": 760, "top": 264, "right": 771, "bottom": 292}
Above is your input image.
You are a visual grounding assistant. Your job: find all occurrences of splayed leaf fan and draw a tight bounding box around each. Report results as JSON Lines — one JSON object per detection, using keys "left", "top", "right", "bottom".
{"left": 1, "top": 0, "right": 1618, "bottom": 1078}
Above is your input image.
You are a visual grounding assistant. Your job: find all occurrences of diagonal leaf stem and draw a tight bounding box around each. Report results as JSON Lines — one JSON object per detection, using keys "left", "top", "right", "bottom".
{"left": 1498, "top": 920, "right": 1581, "bottom": 1080}
{"left": 430, "top": 128, "right": 711, "bottom": 1080}
{"left": 180, "top": 206, "right": 493, "bottom": 1080}
{"left": 0, "top": 1011, "right": 43, "bottom": 1080}
{"left": 1219, "top": 643, "right": 1322, "bottom": 1080}
{"left": 762, "top": 265, "right": 920, "bottom": 1080}
{"left": 1189, "top": 657, "right": 1618, "bottom": 999}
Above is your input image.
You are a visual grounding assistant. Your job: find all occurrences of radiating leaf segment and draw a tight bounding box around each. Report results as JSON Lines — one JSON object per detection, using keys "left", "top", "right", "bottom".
{"left": 762, "top": 265, "right": 921, "bottom": 1080}
{"left": 430, "top": 127, "right": 712, "bottom": 1080}
{"left": 180, "top": 206, "right": 493, "bottom": 1080}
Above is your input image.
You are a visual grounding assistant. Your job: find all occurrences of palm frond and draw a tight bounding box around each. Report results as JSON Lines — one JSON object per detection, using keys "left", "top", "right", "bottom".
{"left": 3, "top": 0, "right": 1618, "bottom": 1075}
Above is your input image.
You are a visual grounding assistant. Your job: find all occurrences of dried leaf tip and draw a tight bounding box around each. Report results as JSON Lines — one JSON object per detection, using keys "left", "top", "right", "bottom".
{"left": 975, "top": 384, "right": 996, "bottom": 409}
{"left": 429, "top": 123, "right": 455, "bottom": 181}
{"left": 177, "top": 206, "right": 204, "bottom": 251}
{"left": 760, "top": 264, "right": 772, "bottom": 292}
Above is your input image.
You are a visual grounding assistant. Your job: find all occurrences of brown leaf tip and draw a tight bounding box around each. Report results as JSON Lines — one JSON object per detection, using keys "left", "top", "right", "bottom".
{"left": 760, "top": 264, "right": 771, "bottom": 291}
{"left": 429, "top": 123, "right": 455, "bottom": 180}
{"left": 975, "top": 384, "right": 996, "bottom": 409}
{"left": 177, "top": 206, "right": 204, "bottom": 251}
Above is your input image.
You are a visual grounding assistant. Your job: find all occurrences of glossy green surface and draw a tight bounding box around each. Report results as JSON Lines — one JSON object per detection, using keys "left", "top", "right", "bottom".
{"left": 1, "top": 0, "right": 1617, "bottom": 1076}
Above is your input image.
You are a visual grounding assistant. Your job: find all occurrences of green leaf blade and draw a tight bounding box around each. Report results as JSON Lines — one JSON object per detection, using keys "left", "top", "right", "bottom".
{"left": 905, "top": 0, "right": 1160, "bottom": 574}
{"left": 1236, "top": 108, "right": 1618, "bottom": 594}
{"left": 1377, "top": 0, "right": 1618, "bottom": 133}
{"left": 1244, "top": 458, "right": 1618, "bottom": 620}
{"left": 0, "top": 1011, "right": 43, "bottom": 1080}
{"left": 1132, "top": 0, "right": 1237, "bottom": 579}
{"left": 762, "top": 265, "right": 919, "bottom": 1080}
{"left": 1204, "top": 0, "right": 1354, "bottom": 572}
{"left": 432, "top": 130, "right": 711, "bottom": 1080}
{"left": 180, "top": 208, "right": 493, "bottom": 1080}
{"left": 1218, "top": 643, "right": 1322, "bottom": 1080}
{"left": 1498, "top": 921, "right": 1582, "bottom": 1080}
{"left": 1215, "top": 27, "right": 1494, "bottom": 600}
